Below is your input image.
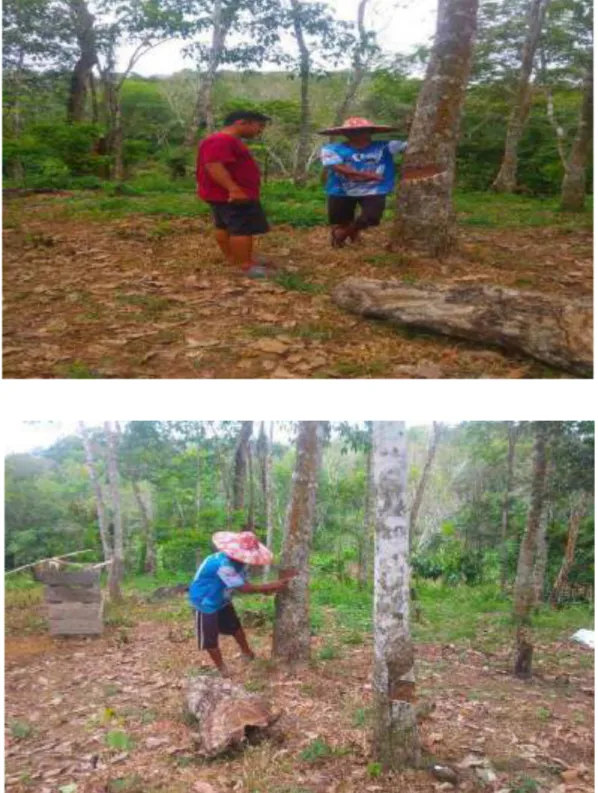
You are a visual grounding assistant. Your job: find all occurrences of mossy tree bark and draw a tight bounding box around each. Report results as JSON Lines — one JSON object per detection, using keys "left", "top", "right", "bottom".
{"left": 272, "top": 422, "right": 324, "bottom": 664}
{"left": 560, "top": 63, "right": 593, "bottom": 211}
{"left": 392, "top": 0, "right": 479, "bottom": 258}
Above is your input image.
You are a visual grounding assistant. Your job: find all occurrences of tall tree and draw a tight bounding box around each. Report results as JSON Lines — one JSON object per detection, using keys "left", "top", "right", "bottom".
{"left": 409, "top": 422, "right": 442, "bottom": 546}
{"left": 104, "top": 421, "right": 125, "bottom": 601}
{"left": 513, "top": 421, "right": 549, "bottom": 678}
{"left": 272, "top": 421, "right": 324, "bottom": 663}
{"left": 550, "top": 491, "right": 590, "bottom": 605}
{"left": 258, "top": 422, "right": 275, "bottom": 579}
{"left": 359, "top": 421, "right": 374, "bottom": 588}
{"left": 66, "top": 0, "right": 98, "bottom": 123}
{"left": 233, "top": 421, "right": 253, "bottom": 515}
{"left": 560, "top": 61, "right": 593, "bottom": 210}
{"left": 392, "top": 0, "right": 479, "bottom": 258}
{"left": 78, "top": 422, "right": 112, "bottom": 562}
{"left": 332, "top": 0, "right": 378, "bottom": 125}
{"left": 372, "top": 422, "right": 419, "bottom": 768}
{"left": 500, "top": 422, "right": 520, "bottom": 592}
{"left": 491, "top": 0, "right": 551, "bottom": 192}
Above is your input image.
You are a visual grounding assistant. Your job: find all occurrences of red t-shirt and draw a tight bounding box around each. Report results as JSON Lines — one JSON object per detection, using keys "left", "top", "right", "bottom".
{"left": 196, "top": 133, "right": 261, "bottom": 202}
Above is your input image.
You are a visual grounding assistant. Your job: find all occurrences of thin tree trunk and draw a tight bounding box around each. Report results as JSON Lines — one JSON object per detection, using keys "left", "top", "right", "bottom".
{"left": 392, "top": 0, "right": 479, "bottom": 258}
{"left": 196, "top": 441, "right": 202, "bottom": 530}
{"left": 8, "top": 50, "right": 26, "bottom": 181}
{"left": 290, "top": 0, "right": 312, "bottom": 186}
{"left": 79, "top": 422, "right": 112, "bottom": 561}
{"left": 333, "top": 0, "right": 371, "bottom": 125}
{"left": 89, "top": 71, "right": 99, "bottom": 124}
{"left": 372, "top": 422, "right": 419, "bottom": 768}
{"left": 272, "top": 422, "right": 324, "bottom": 663}
{"left": 262, "top": 423, "right": 275, "bottom": 579}
{"left": 532, "top": 511, "right": 548, "bottom": 606}
{"left": 409, "top": 422, "right": 442, "bottom": 547}
{"left": 560, "top": 62, "right": 593, "bottom": 211}
{"left": 359, "top": 423, "right": 374, "bottom": 588}
{"left": 550, "top": 493, "right": 589, "bottom": 606}
{"left": 104, "top": 421, "right": 124, "bottom": 601}
{"left": 492, "top": 0, "right": 551, "bottom": 193}
{"left": 132, "top": 480, "right": 155, "bottom": 574}
{"left": 66, "top": 0, "right": 98, "bottom": 123}
{"left": 233, "top": 422, "right": 253, "bottom": 516}
{"left": 500, "top": 422, "right": 519, "bottom": 592}
{"left": 247, "top": 441, "right": 255, "bottom": 528}
{"left": 513, "top": 422, "right": 549, "bottom": 678}
{"left": 185, "top": 0, "right": 227, "bottom": 145}
{"left": 539, "top": 48, "right": 567, "bottom": 169}
{"left": 113, "top": 101, "right": 125, "bottom": 181}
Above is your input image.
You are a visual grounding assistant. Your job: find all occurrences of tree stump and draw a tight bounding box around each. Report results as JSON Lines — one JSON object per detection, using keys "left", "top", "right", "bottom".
{"left": 332, "top": 278, "right": 592, "bottom": 376}
{"left": 186, "top": 677, "right": 280, "bottom": 757}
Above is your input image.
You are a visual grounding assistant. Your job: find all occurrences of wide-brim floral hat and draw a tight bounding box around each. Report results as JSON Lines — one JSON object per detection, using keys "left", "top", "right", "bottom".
{"left": 317, "top": 116, "right": 400, "bottom": 135}
{"left": 212, "top": 531, "right": 273, "bottom": 565}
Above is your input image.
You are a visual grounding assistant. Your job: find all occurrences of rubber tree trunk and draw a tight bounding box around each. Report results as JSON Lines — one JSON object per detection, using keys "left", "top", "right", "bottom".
{"left": 132, "top": 479, "right": 156, "bottom": 574}
{"left": 392, "top": 0, "right": 479, "bottom": 258}
{"left": 500, "top": 422, "right": 519, "bottom": 592}
{"left": 233, "top": 422, "right": 253, "bottom": 517}
{"left": 66, "top": 0, "right": 98, "bottom": 123}
{"left": 409, "top": 422, "right": 442, "bottom": 548}
{"left": 372, "top": 422, "right": 419, "bottom": 769}
{"left": 513, "top": 422, "right": 549, "bottom": 678}
{"left": 532, "top": 513, "right": 548, "bottom": 606}
{"left": 550, "top": 493, "right": 589, "bottom": 606}
{"left": 79, "top": 422, "right": 112, "bottom": 562}
{"left": 359, "top": 423, "right": 374, "bottom": 588}
{"left": 492, "top": 0, "right": 550, "bottom": 193}
{"left": 290, "top": 0, "right": 312, "bottom": 186}
{"left": 184, "top": 0, "right": 227, "bottom": 146}
{"left": 104, "top": 421, "right": 125, "bottom": 601}
{"left": 560, "top": 62, "right": 593, "bottom": 211}
{"left": 333, "top": 0, "right": 371, "bottom": 126}
{"left": 261, "top": 422, "right": 275, "bottom": 580}
{"left": 272, "top": 422, "right": 324, "bottom": 664}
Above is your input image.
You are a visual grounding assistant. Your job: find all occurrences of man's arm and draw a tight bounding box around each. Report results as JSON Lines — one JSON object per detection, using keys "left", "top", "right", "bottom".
{"left": 204, "top": 162, "right": 249, "bottom": 201}
{"left": 331, "top": 164, "right": 383, "bottom": 182}
{"left": 237, "top": 580, "right": 287, "bottom": 595}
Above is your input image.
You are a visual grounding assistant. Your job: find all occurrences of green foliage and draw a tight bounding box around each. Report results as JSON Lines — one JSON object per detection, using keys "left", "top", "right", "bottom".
{"left": 9, "top": 719, "right": 34, "bottom": 739}
{"left": 105, "top": 730, "right": 135, "bottom": 751}
{"left": 300, "top": 737, "right": 333, "bottom": 763}
{"left": 367, "top": 762, "right": 383, "bottom": 779}
{"left": 412, "top": 538, "right": 485, "bottom": 586}
{"left": 157, "top": 530, "right": 213, "bottom": 575}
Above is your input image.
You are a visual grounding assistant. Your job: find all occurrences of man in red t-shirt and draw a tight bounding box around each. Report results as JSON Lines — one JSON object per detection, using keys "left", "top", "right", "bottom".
{"left": 197, "top": 110, "right": 274, "bottom": 279}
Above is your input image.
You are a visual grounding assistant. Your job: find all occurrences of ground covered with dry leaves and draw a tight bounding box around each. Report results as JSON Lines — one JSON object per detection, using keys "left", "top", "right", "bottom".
{"left": 3, "top": 191, "right": 592, "bottom": 378}
{"left": 4, "top": 585, "right": 594, "bottom": 793}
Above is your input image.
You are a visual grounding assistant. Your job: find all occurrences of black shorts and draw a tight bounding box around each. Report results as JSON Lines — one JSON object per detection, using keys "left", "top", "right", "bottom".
{"left": 327, "top": 195, "right": 387, "bottom": 228}
{"left": 195, "top": 603, "right": 241, "bottom": 650}
{"left": 208, "top": 200, "right": 270, "bottom": 236}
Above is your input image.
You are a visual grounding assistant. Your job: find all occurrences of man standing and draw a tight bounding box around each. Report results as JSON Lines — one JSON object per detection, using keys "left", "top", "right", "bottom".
{"left": 196, "top": 110, "right": 275, "bottom": 278}
{"left": 318, "top": 117, "right": 408, "bottom": 248}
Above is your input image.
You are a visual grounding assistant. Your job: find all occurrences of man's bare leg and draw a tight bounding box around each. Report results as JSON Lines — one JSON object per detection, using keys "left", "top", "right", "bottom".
{"left": 215, "top": 229, "right": 233, "bottom": 262}
{"left": 206, "top": 647, "right": 230, "bottom": 676}
{"left": 233, "top": 628, "right": 255, "bottom": 659}
{"left": 229, "top": 235, "right": 254, "bottom": 269}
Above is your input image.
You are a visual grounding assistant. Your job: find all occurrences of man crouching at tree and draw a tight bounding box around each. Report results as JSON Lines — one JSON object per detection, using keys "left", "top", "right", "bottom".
{"left": 189, "top": 530, "right": 295, "bottom": 676}
{"left": 196, "top": 110, "right": 277, "bottom": 279}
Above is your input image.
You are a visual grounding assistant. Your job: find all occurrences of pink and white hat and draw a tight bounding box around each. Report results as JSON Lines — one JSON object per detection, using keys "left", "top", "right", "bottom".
{"left": 318, "top": 116, "right": 399, "bottom": 136}
{"left": 212, "top": 531, "right": 273, "bottom": 566}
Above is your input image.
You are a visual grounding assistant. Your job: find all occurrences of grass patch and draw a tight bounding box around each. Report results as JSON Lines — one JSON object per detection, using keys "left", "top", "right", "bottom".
{"left": 105, "top": 730, "right": 135, "bottom": 751}
{"left": 300, "top": 737, "right": 333, "bottom": 763}
{"left": 273, "top": 271, "right": 326, "bottom": 294}
{"left": 9, "top": 719, "right": 34, "bottom": 739}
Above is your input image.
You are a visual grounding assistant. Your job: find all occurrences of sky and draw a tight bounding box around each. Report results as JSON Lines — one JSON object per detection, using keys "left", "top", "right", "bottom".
{"left": 117, "top": 0, "right": 438, "bottom": 77}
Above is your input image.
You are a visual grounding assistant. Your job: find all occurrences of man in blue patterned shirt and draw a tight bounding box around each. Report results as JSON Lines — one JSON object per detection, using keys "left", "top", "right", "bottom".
{"left": 318, "top": 117, "right": 408, "bottom": 248}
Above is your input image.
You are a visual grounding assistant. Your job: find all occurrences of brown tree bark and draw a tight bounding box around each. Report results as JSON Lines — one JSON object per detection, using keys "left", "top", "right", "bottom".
{"left": 550, "top": 493, "right": 589, "bottom": 606}
{"left": 332, "top": 279, "right": 592, "bottom": 376}
{"left": 392, "top": 0, "right": 479, "bottom": 258}
{"left": 104, "top": 421, "right": 124, "bottom": 601}
{"left": 560, "top": 63, "right": 593, "bottom": 211}
{"left": 66, "top": 0, "right": 98, "bottom": 123}
{"left": 233, "top": 422, "right": 254, "bottom": 516}
{"left": 272, "top": 422, "right": 324, "bottom": 663}
{"left": 372, "top": 422, "right": 419, "bottom": 768}
{"left": 79, "top": 422, "right": 112, "bottom": 562}
{"left": 513, "top": 422, "right": 549, "bottom": 678}
{"left": 492, "top": 0, "right": 551, "bottom": 193}
{"left": 290, "top": 0, "right": 312, "bottom": 186}
{"left": 333, "top": 0, "right": 371, "bottom": 125}
{"left": 500, "top": 422, "right": 520, "bottom": 592}
{"left": 409, "top": 422, "right": 442, "bottom": 547}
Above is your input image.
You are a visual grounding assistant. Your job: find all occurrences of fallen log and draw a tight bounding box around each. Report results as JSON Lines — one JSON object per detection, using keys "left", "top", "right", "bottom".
{"left": 332, "top": 279, "right": 592, "bottom": 376}
{"left": 186, "top": 676, "right": 280, "bottom": 757}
